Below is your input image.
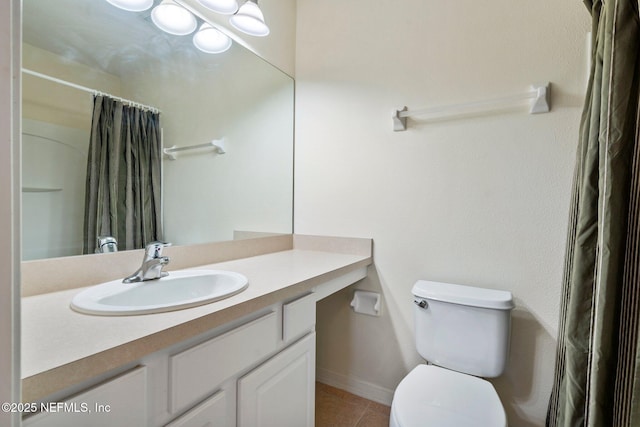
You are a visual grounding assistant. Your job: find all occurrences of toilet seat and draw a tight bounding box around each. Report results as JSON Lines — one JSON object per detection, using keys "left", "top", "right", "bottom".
{"left": 390, "top": 365, "right": 506, "bottom": 427}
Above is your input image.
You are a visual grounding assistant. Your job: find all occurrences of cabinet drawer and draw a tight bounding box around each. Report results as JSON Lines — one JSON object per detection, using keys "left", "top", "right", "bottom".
{"left": 165, "top": 390, "right": 227, "bottom": 427}
{"left": 283, "top": 293, "right": 315, "bottom": 343}
{"left": 169, "top": 311, "right": 278, "bottom": 413}
{"left": 23, "top": 366, "right": 147, "bottom": 427}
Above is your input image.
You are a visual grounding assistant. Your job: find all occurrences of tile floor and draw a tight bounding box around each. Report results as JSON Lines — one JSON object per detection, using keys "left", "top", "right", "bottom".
{"left": 315, "top": 382, "right": 391, "bottom": 427}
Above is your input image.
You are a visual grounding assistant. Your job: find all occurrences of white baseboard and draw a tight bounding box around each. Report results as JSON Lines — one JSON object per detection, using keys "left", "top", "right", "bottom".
{"left": 316, "top": 368, "right": 395, "bottom": 406}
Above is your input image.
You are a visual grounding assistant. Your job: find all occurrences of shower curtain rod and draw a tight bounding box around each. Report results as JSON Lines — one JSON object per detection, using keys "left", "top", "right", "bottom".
{"left": 392, "top": 83, "right": 550, "bottom": 131}
{"left": 22, "top": 68, "right": 161, "bottom": 114}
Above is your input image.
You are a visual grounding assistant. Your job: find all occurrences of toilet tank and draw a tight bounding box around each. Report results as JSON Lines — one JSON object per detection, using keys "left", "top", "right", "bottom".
{"left": 412, "top": 280, "right": 514, "bottom": 378}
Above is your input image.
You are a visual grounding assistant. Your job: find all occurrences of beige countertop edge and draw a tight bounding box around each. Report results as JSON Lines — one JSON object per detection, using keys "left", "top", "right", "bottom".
{"left": 22, "top": 257, "right": 371, "bottom": 403}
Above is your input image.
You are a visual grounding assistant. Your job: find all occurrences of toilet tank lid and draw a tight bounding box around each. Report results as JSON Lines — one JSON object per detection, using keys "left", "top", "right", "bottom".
{"left": 412, "top": 280, "right": 514, "bottom": 310}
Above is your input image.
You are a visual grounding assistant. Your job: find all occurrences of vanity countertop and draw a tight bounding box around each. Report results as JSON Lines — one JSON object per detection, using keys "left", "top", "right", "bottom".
{"left": 21, "top": 235, "right": 372, "bottom": 402}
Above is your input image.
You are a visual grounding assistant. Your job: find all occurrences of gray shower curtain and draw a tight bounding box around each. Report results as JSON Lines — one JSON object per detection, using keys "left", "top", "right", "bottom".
{"left": 83, "top": 95, "right": 163, "bottom": 253}
{"left": 546, "top": 1, "right": 640, "bottom": 426}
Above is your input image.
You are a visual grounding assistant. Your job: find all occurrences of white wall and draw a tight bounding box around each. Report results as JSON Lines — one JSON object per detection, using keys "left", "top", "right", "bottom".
{"left": 0, "top": 0, "right": 20, "bottom": 425}
{"left": 295, "top": 0, "right": 590, "bottom": 425}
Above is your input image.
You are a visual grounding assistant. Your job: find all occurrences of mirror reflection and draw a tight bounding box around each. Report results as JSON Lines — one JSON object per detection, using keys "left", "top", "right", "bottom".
{"left": 22, "top": 0, "right": 294, "bottom": 260}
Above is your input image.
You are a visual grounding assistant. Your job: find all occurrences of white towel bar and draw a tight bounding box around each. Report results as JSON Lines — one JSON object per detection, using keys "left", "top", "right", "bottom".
{"left": 163, "top": 139, "right": 226, "bottom": 160}
{"left": 392, "top": 83, "right": 550, "bottom": 131}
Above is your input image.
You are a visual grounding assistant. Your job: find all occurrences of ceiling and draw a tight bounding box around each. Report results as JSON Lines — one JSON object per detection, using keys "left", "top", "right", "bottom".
{"left": 23, "top": 0, "right": 228, "bottom": 77}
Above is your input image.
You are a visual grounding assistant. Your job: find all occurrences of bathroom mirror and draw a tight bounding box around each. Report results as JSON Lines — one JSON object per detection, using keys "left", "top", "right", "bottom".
{"left": 21, "top": 0, "right": 294, "bottom": 260}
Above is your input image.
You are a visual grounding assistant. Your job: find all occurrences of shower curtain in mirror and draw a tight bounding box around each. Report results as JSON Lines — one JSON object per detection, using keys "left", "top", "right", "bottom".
{"left": 83, "top": 95, "right": 162, "bottom": 254}
{"left": 546, "top": 1, "right": 640, "bottom": 426}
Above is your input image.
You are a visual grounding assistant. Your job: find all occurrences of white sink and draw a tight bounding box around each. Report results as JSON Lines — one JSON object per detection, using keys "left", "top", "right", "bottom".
{"left": 70, "top": 270, "right": 249, "bottom": 316}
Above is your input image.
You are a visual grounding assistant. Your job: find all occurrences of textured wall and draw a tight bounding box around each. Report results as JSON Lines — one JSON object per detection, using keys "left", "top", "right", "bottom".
{"left": 295, "top": 0, "right": 590, "bottom": 424}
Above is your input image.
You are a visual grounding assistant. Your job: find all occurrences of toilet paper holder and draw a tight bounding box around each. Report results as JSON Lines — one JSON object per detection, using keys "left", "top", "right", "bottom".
{"left": 350, "top": 290, "right": 381, "bottom": 317}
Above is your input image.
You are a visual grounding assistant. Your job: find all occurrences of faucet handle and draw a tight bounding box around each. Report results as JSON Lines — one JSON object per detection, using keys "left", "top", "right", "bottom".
{"left": 145, "top": 241, "right": 172, "bottom": 259}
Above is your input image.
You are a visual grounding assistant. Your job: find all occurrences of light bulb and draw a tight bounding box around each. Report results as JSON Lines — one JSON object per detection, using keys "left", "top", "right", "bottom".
{"left": 193, "top": 24, "right": 232, "bottom": 54}
{"left": 196, "top": 0, "right": 239, "bottom": 15}
{"left": 151, "top": 0, "right": 198, "bottom": 36}
{"left": 229, "top": 0, "right": 269, "bottom": 37}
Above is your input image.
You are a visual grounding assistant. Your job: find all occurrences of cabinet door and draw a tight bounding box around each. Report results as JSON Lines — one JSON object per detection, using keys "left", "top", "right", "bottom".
{"left": 165, "top": 390, "right": 227, "bottom": 427}
{"left": 237, "top": 333, "right": 315, "bottom": 427}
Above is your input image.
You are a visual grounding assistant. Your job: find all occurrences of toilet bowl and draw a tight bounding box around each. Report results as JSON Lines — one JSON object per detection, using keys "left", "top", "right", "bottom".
{"left": 390, "top": 280, "right": 514, "bottom": 427}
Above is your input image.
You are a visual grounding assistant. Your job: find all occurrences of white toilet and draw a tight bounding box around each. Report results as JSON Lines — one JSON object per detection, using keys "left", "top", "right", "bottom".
{"left": 390, "top": 280, "right": 514, "bottom": 427}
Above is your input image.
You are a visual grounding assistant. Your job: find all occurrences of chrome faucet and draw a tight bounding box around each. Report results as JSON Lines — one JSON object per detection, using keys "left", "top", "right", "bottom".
{"left": 96, "top": 236, "right": 118, "bottom": 253}
{"left": 123, "top": 241, "right": 171, "bottom": 283}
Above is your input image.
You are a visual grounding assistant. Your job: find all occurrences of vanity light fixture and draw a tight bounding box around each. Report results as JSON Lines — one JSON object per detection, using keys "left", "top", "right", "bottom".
{"left": 229, "top": 0, "right": 270, "bottom": 37}
{"left": 151, "top": 0, "right": 198, "bottom": 36}
{"left": 193, "top": 23, "right": 232, "bottom": 54}
{"left": 105, "top": 0, "right": 153, "bottom": 11}
{"left": 196, "top": 0, "right": 239, "bottom": 15}
{"left": 103, "top": 0, "right": 241, "bottom": 54}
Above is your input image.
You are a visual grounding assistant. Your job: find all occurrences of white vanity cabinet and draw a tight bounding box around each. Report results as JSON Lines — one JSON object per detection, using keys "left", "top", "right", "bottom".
{"left": 24, "top": 292, "right": 318, "bottom": 427}
{"left": 167, "top": 332, "right": 316, "bottom": 427}
{"left": 234, "top": 293, "right": 316, "bottom": 427}
{"left": 165, "top": 294, "right": 316, "bottom": 427}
